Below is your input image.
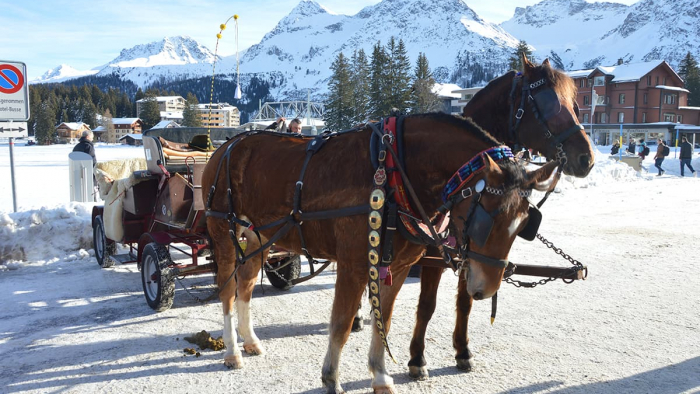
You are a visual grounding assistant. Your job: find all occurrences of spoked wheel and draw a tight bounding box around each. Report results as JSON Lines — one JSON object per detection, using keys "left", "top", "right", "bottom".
{"left": 141, "top": 242, "right": 175, "bottom": 312}
{"left": 93, "top": 215, "right": 116, "bottom": 268}
{"left": 264, "top": 254, "right": 302, "bottom": 290}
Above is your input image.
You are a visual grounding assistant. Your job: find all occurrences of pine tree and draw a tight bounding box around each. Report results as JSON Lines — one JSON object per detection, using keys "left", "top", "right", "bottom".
{"left": 139, "top": 91, "right": 161, "bottom": 130}
{"left": 677, "top": 52, "right": 698, "bottom": 82}
{"left": 387, "top": 38, "right": 412, "bottom": 113}
{"left": 35, "top": 101, "right": 57, "bottom": 145}
{"left": 369, "top": 41, "right": 389, "bottom": 119}
{"left": 324, "top": 52, "right": 354, "bottom": 131}
{"left": 508, "top": 40, "right": 533, "bottom": 71}
{"left": 411, "top": 52, "right": 442, "bottom": 114}
{"left": 350, "top": 49, "right": 371, "bottom": 124}
{"left": 182, "top": 93, "right": 202, "bottom": 127}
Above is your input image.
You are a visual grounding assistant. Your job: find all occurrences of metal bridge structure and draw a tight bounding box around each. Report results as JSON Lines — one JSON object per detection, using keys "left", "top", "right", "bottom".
{"left": 251, "top": 100, "right": 324, "bottom": 123}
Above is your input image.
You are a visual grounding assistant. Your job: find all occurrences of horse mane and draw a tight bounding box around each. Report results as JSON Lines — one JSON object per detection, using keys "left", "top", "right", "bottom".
{"left": 406, "top": 112, "right": 525, "bottom": 214}
{"left": 540, "top": 62, "right": 578, "bottom": 103}
{"left": 407, "top": 112, "right": 501, "bottom": 147}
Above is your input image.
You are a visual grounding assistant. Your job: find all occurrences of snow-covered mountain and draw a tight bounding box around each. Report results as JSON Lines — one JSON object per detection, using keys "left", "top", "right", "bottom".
{"left": 32, "top": 36, "right": 219, "bottom": 86}
{"left": 31, "top": 0, "right": 700, "bottom": 99}
{"left": 232, "top": 0, "right": 518, "bottom": 98}
{"left": 501, "top": 0, "right": 700, "bottom": 70}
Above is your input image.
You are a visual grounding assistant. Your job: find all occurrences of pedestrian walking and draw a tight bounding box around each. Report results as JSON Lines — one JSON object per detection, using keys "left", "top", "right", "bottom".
{"left": 654, "top": 139, "right": 667, "bottom": 176}
{"left": 679, "top": 136, "right": 696, "bottom": 177}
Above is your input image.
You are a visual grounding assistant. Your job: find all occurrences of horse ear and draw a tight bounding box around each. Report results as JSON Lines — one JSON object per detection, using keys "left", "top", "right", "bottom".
{"left": 542, "top": 58, "right": 551, "bottom": 67}
{"left": 483, "top": 153, "right": 498, "bottom": 171}
{"left": 527, "top": 160, "right": 559, "bottom": 191}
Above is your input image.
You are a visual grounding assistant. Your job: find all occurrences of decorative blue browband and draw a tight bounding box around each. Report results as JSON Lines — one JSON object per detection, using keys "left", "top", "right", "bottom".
{"left": 442, "top": 146, "right": 514, "bottom": 202}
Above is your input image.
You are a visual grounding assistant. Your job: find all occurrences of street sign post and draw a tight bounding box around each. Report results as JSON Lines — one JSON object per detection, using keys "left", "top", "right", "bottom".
{"left": 0, "top": 61, "right": 29, "bottom": 122}
{"left": 1, "top": 60, "right": 30, "bottom": 213}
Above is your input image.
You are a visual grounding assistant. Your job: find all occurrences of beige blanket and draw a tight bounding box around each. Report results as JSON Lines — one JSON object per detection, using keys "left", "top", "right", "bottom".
{"left": 94, "top": 158, "right": 148, "bottom": 241}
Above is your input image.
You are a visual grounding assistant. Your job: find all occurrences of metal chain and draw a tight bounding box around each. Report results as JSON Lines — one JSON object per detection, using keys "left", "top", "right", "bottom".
{"left": 503, "top": 232, "right": 586, "bottom": 288}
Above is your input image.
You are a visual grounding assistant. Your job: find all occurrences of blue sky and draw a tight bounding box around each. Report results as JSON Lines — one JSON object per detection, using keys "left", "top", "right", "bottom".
{"left": 1, "top": 0, "right": 637, "bottom": 80}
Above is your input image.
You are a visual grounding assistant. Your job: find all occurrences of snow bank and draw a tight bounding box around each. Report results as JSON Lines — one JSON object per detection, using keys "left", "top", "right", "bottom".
{"left": 0, "top": 204, "right": 94, "bottom": 270}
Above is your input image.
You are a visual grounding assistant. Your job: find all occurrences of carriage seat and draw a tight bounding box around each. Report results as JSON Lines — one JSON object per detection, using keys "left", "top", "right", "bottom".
{"left": 143, "top": 135, "right": 211, "bottom": 175}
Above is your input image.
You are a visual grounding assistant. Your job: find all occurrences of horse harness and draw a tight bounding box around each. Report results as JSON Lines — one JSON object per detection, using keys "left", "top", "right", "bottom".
{"left": 204, "top": 119, "right": 543, "bottom": 360}
{"left": 508, "top": 73, "right": 584, "bottom": 166}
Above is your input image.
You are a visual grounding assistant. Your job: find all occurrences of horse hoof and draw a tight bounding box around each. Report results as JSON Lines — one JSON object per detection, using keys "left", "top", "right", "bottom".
{"left": 224, "top": 355, "right": 244, "bottom": 369}
{"left": 456, "top": 357, "right": 473, "bottom": 372}
{"left": 408, "top": 365, "right": 429, "bottom": 380}
{"left": 373, "top": 385, "right": 396, "bottom": 394}
{"left": 243, "top": 342, "right": 265, "bottom": 355}
{"left": 321, "top": 377, "right": 344, "bottom": 394}
{"left": 351, "top": 317, "right": 363, "bottom": 332}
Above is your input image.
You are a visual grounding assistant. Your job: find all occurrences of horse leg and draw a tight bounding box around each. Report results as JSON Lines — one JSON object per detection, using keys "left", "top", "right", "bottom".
{"left": 321, "top": 263, "right": 366, "bottom": 394}
{"left": 453, "top": 270, "right": 474, "bottom": 371}
{"left": 236, "top": 231, "right": 268, "bottom": 356}
{"left": 211, "top": 230, "right": 244, "bottom": 369}
{"left": 408, "top": 265, "right": 443, "bottom": 379}
{"left": 368, "top": 265, "right": 410, "bottom": 394}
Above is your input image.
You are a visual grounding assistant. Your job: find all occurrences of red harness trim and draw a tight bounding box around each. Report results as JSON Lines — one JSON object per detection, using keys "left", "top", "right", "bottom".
{"left": 384, "top": 117, "right": 421, "bottom": 237}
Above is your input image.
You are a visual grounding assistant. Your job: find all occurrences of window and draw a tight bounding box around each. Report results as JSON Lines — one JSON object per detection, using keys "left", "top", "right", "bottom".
{"left": 677, "top": 115, "right": 682, "bottom": 123}
{"left": 618, "top": 112, "right": 624, "bottom": 123}
{"left": 664, "top": 113, "right": 675, "bottom": 122}
{"left": 583, "top": 113, "right": 589, "bottom": 123}
{"left": 647, "top": 76, "right": 652, "bottom": 85}
{"left": 594, "top": 76, "right": 605, "bottom": 86}
{"left": 584, "top": 95, "right": 589, "bottom": 105}
{"left": 664, "top": 94, "right": 676, "bottom": 105}
{"left": 579, "top": 79, "right": 585, "bottom": 88}
{"left": 656, "top": 76, "right": 659, "bottom": 85}
{"left": 644, "top": 93, "right": 648, "bottom": 104}
{"left": 663, "top": 77, "right": 667, "bottom": 85}
{"left": 619, "top": 93, "right": 625, "bottom": 104}
{"left": 642, "top": 112, "right": 647, "bottom": 123}
{"left": 599, "top": 113, "right": 607, "bottom": 123}
{"left": 587, "top": 79, "right": 592, "bottom": 87}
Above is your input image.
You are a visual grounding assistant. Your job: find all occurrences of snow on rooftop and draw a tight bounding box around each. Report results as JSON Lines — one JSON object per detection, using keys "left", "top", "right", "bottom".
{"left": 111, "top": 118, "right": 140, "bottom": 124}
{"left": 433, "top": 83, "right": 462, "bottom": 99}
{"left": 656, "top": 85, "right": 689, "bottom": 93}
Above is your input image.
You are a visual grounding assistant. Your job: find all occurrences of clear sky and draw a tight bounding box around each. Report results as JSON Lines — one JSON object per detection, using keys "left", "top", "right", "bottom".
{"left": 1, "top": 0, "right": 638, "bottom": 80}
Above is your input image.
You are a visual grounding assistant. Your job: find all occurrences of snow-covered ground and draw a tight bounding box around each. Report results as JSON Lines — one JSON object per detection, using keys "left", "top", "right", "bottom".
{"left": 1, "top": 141, "right": 699, "bottom": 393}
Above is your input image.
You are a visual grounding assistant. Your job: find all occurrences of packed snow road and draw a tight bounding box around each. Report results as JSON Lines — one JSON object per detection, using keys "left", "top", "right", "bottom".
{"left": 1, "top": 166, "right": 699, "bottom": 393}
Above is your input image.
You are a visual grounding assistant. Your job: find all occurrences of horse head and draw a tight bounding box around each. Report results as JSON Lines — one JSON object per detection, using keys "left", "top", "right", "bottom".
{"left": 517, "top": 54, "right": 594, "bottom": 177}
{"left": 445, "top": 152, "right": 559, "bottom": 300}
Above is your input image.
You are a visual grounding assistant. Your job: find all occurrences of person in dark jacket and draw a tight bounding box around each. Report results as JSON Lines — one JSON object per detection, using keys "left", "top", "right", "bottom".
{"left": 627, "top": 138, "right": 636, "bottom": 155}
{"left": 72, "top": 130, "right": 96, "bottom": 166}
{"left": 266, "top": 117, "right": 302, "bottom": 134}
{"left": 679, "top": 136, "right": 696, "bottom": 177}
{"left": 611, "top": 141, "right": 620, "bottom": 155}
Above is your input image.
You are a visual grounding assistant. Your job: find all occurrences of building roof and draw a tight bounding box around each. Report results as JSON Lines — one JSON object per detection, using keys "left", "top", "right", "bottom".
{"left": 432, "top": 83, "right": 462, "bottom": 99}
{"left": 656, "top": 85, "right": 689, "bottom": 93}
{"left": 57, "top": 122, "right": 89, "bottom": 130}
{"left": 118, "top": 133, "right": 143, "bottom": 141}
{"left": 153, "top": 120, "right": 181, "bottom": 128}
{"left": 161, "top": 111, "right": 183, "bottom": 120}
{"left": 93, "top": 126, "right": 106, "bottom": 132}
{"left": 568, "top": 60, "right": 681, "bottom": 84}
{"left": 136, "top": 96, "right": 184, "bottom": 103}
{"left": 112, "top": 117, "right": 141, "bottom": 125}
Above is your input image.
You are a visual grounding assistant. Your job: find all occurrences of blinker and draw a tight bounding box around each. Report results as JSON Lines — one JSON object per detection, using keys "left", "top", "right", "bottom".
{"left": 517, "top": 205, "right": 542, "bottom": 241}
{"left": 466, "top": 204, "right": 497, "bottom": 248}
{"left": 533, "top": 88, "right": 562, "bottom": 120}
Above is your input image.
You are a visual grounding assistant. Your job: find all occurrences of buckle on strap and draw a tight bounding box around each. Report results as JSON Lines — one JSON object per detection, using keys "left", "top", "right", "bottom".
{"left": 515, "top": 108, "right": 524, "bottom": 119}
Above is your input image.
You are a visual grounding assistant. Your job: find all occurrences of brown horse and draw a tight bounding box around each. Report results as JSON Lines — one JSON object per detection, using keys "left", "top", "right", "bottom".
{"left": 408, "top": 57, "right": 595, "bottom": 378}
{"left": 201, "top": 113, "right": 558, "bottom": 394}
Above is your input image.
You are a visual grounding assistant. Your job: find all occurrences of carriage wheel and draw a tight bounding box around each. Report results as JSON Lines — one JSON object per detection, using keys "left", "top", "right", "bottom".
{"left": 93, "top": 215, "right": 116, "bottom": 268}
{"left": 265, "top": 254, "right": 302, "bottom": 290}
{"left": 141, "top": 242, "right": 175, "bottom": 312}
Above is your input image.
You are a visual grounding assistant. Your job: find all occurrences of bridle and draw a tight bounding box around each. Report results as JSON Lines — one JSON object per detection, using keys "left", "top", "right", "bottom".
{"left": 508, "top": 73, "right": 584, "bottom": 166}
{"left": 437, "top": 146, "right": 536, "bottom": 270}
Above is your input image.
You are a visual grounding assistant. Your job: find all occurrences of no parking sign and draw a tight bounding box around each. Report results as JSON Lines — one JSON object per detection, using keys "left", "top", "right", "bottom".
{"left": 0, "top": 60, "right": 30, "bottom": 122}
